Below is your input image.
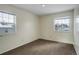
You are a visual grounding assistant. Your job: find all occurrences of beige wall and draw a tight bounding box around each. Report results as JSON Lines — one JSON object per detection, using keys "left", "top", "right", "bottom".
{"left": 0, "top": 5, "right": 75, "bottom": 54}
{"left": 40, "top": 10, "right": 74, "bottom": 44}
{"left": 0, "top": 5, "right": 40, "bottom": 54}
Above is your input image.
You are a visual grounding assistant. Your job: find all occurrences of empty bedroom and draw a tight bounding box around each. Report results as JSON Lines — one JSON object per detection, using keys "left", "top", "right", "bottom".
{"left": 0, "top": 4, "right": 79, "bottom": 55}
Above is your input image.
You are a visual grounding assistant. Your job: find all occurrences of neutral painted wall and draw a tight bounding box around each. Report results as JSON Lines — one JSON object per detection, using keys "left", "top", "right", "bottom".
{"left": 0, "top": 4, "right": 75, "bottom": 54}
{"left": 0, "top": 5, "right": 39, "bottom": 54}
{"left": 40, "top": 10, "right": 74, "bottom": 44}
{"left": 74, "top": 7, "right": 79, "bottom": 55}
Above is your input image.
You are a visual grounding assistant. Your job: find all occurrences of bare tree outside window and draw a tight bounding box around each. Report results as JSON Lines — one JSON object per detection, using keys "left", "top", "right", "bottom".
{"left": 54, "top": 17, "right": 70, "bottom": 32}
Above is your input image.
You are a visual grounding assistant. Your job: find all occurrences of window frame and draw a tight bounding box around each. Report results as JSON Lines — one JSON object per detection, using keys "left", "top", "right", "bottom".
{"left": 0, "top": 11, "right": 16, "bottom": 34}
{"left": 0, "top": 11, "right": 16, "bottom": 29}
{"left": 54, "top": 16, "right": 71, "bottom": 32}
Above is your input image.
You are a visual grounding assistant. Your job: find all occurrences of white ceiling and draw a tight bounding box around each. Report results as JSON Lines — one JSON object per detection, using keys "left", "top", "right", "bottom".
{"left": 13, "top": 4, "right": 78, "bottom": 15}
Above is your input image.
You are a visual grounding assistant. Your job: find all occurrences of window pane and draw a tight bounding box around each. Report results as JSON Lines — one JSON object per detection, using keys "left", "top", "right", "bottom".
{"left": 0, "top": 12, "right": 2, "bottom": 17}
{"left": 55, "top": 17, "right": 70, "bottom": 32}
{"left": 0, "top": 17, "right": 3, "bottom": 22}
{"left": 3, "top": 18, "right": 9, "bottom": 23}
{"left": 8, "top": 14, "right": 15, "bottom": 23}
{"left": 9, "top": 14, "right": 14, "bottom": 19}
{"left": 2, "top": 13, "right": 8, "bottom": 18}
{"left": 8, "top": 19, "right": 14, "bottom": 23}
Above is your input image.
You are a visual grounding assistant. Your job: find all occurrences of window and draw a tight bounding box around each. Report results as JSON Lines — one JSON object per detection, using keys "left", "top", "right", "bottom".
{"left": 54, "top": 16, "right": 70, "bottom": 32}
{"left": 0, "top": 11, "right": 16, "bottom": 28}
{"left": 0, "top": 11, "right": 16, "bottom": 33}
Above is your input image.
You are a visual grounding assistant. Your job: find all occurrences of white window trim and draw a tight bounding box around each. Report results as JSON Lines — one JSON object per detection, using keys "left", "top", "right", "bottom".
{"left": 0, "top": 11, "right": 16, "bottom": 35}
{"left": 54, "top": 16, "right": 71, "bottom": 32}
{"left": 0, "top": 11, "right": 16, "bottom": 28}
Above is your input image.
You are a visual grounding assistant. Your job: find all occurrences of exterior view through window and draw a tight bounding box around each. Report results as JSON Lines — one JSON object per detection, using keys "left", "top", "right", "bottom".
{"left": 0, "top": 11, "right": 16, "bottom": 33}
{"left": 54, "top": 16, "right": 70, "bottom": 32}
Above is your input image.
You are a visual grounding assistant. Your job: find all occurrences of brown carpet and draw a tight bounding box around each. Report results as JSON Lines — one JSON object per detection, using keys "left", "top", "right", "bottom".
{"left": 2, "top": 39, "right": 76, "bottom": 55}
